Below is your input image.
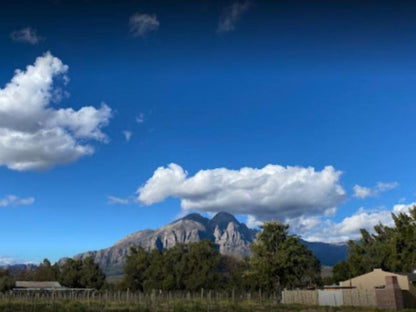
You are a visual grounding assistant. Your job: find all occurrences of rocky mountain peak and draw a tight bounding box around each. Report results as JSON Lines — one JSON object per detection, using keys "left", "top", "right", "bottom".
{"left": 178, "top": 213, "right": 209, "bottom": 226}
{"left": 64, "top": 211, "right": 347, "bottom": 278}
{"left": 209, "top": 211, "right": 239, "bottom": 230}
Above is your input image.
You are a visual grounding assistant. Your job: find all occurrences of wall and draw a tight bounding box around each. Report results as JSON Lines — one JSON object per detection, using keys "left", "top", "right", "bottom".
{"left": 340, "top": 269, "right": 414, "bottom": 295}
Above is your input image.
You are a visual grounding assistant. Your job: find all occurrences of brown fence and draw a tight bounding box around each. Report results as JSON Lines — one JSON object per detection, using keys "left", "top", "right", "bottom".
{"left": 281, "top": 289, "right": 318, "bottom": 305}
{"left": 282, "top": 289, "right": 376, "bottom": 307}
{"left": 0, "top": 289, "right": 281, "bottom": 306}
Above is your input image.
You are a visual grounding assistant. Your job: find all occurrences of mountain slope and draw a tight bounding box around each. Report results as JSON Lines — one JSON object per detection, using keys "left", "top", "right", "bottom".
{"left": 65, "top": 212, "right": 346, "bottom": 277}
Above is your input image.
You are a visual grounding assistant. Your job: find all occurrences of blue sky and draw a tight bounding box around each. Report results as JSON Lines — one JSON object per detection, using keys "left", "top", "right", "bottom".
{"left": 1, "top": 0, "right": 416, "bottom": 264}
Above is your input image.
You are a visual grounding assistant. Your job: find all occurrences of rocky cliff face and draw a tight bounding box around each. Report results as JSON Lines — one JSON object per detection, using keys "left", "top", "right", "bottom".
{"left": 70, "top": 212, "right": 257, "bottom": 276}
{"left": 64, "top": 212, "right": 346, "bottom": 277}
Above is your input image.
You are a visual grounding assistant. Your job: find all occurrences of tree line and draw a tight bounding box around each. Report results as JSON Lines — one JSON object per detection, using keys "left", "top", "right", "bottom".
{"left": 120, "top": 222, "right": 321, "bottom": 293}
{"left": 4, "top": 207, "right": 416, "bottom": 293}
{"left": 0, "top": 257, "right": 105, "bottom": 292}
{"left": 1, "top": 221, "right": 321, "bottom": 293}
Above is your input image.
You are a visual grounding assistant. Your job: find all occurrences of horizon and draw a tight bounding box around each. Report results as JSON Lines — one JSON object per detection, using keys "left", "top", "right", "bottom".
{"left": 1, "top": 0, "right": 416, "bottom": 265}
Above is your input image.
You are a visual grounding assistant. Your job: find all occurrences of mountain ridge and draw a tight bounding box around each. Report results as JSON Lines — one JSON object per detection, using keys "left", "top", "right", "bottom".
{"left": 61, "top": 212, "right": 347, "bottom": 277}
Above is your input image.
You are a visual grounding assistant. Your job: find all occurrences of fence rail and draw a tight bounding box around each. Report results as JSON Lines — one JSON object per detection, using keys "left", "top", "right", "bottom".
{"left": 0, "top": 289, "right": 281, "bottom": 306}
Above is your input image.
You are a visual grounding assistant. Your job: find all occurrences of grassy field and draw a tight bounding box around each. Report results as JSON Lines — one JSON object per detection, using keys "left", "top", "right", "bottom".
{"left": 0, "top": 294, "right": 411, "bottom": 312}
{"left": 0, "top": 300, "right": 410, "bottom": 312}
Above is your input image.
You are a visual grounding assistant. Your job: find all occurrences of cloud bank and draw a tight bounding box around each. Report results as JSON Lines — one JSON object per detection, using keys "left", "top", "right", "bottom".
{"left": 304, "top": 202, "right": 416, "bottom": 243}
{"left": 0, "top": 195, "right": 34, "bottom": 208}
{"left": 129, "top": 13, "right": 159, "bottom": 37}
{"left": 10, "top": 27, "right": 43, "bottom": 45}
{"left": 0, "top": 52, "right": 112, "bottom": 171}
{"left": 218, "top": 1, "right": 251, "bottom": 33}
{"left": 137, "top": 163, "right": 346, "bottom": 221}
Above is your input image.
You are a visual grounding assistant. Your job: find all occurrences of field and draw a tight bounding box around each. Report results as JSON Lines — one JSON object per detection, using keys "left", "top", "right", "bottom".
{"left": 0, "top": 291, "right": 412, "bottom": 312}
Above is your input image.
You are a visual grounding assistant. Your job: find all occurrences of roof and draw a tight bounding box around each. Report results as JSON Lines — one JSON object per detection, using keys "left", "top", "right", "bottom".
{"left": 15, "top": 281, "right": 62, "bottom": 289}
{"left": 399, "top": 273, "right": 416, "bottom": 282}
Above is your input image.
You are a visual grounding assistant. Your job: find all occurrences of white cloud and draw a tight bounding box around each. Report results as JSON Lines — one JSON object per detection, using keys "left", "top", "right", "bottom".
{"left": 392, "top": 202, "right": 416, "bottom": 214}
{"left": 303, "top": 202, "right": 416, "bottom": 243}
{"left": 0, "top": 52, "right": 112, "bottom": 171}
{"left": 217, "top": 1, "right": 251, "bottom": 34}
{"left": 107, "top": 196, "right": 133, "bottom": 205}
{"left": 136, "top": 113, "right": 145, "bottom": 124}
{"left": 137, "top": 163, "right": 346, "bottom": 221}
{"left": 0, "top": 256, "right": 35, "bottom": 266}
{"left": 353, "top": 182, "right": 398, "bottom": 199}
{"left": 10, "top": 27, "right": 43, "bottom": 45}
{"left": 0, "top": 195, "right": 34, "bottom": 208}
{"left": 0, "top": 256, "right": 18, "bottom": 266}
{"left": 129, "top": 13, "right": 159, "bottom": 37}
{"left": 122, "top": 131, "right": 132, "bottom": 142}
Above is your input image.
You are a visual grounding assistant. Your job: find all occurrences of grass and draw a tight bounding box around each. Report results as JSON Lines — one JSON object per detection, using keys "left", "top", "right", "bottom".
{"left": 0, "top": 299, "right": 412, "bottom": 312}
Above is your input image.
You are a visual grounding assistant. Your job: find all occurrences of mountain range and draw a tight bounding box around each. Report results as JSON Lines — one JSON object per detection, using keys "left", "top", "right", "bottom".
{"left": 63, "top": 212, "right": 347, "bottom": 277}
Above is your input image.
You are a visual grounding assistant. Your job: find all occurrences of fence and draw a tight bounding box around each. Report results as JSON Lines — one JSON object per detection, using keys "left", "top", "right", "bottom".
{"left": 282, "top": 289, "right": 377, "bottom": 307}
{"left": 0, "top": 289, "right": 281, "bottom": 306}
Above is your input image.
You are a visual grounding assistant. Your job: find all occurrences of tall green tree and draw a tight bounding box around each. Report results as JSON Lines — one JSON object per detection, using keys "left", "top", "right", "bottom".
{"left": 59, "top": 258, "right": 83, "bottom": 288}
{"left": 333, "top": 206, "right": 416, "bottom": 282}
{"left": 123, "top": 246, "right": 150, "bottom": 291}
{"left": 59, "top": 257, "right": 105, "bottom": 289}
{"left": 33, "top": 259, "right": 60, "bottom": 281}
{"left": 80, "top": 257, "right": 106, "bottom": 289}
{"left": 0, "top": 269, "right": 15, "bottom": 293}
{"left": 183, "top": 240, "right": 221, "bottom": 291}
{"left": 249, "top": 222, "right": 321, "bottom": 292}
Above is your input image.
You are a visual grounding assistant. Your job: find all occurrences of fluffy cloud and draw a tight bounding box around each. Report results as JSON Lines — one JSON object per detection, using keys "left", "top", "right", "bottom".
{"left": 217, "top": 1, "right": 251, "bottom": 33}
{"left": 353, "top": 182, "right": 398, "bottom": 199}
{"left": 137, "top": 163, "right": 346, "bottom": 221}
{"left": 0, "top": 195, "right": 34, "bottom": 208}
{"left": 302, "top": 202, "right": 416, "bottom": 243}
{"left": 122, "top": 131, "right": 132, "bottom": 142}
{"left": 10, "top": 27, "right": 43, "bottom": 45}
{"left": 129, "top": 13, "right": 159, "bottom": 37}
{"left": 0, "top": 52, "right": 112, "bottom": 171}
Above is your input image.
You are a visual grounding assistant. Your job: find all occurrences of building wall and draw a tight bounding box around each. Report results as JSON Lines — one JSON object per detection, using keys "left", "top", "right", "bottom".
{"left": 340, "top": 269, "right": 414, "bottom": 294}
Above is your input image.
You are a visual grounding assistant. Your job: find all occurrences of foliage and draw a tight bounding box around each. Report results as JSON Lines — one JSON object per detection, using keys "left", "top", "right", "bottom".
{"left": 333, "top": 206, "right": 416, "bottom": 283}
{"left": 60, "top": 257, "right": 105, "bottom": 289}
{"left": 33, "top": 258, "right": 60, "bottom": 281}
{"left": 249, "top": 222, "right": 321, "bottom": 292}
{"left": 0, "top": 269, "right": 15, "bottom": 293}
{"left": 123, "top": 246, "right": 150, "bottom": 291}
{"left": 80, "top": 257, "right": 106, "bottom": 289}
{"left": 121, "top": 224, "right": 323, "bottom": 292}
{"left": 123, "top": 240, "right": 222, "bottom": 292}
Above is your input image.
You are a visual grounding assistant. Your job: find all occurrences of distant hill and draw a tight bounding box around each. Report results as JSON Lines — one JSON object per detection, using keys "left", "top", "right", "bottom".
{"left": 0, "top": 263, "right": 37, "bottom": 278}
{"left": 60, "top": 212, "right": 347, "bottom": 277}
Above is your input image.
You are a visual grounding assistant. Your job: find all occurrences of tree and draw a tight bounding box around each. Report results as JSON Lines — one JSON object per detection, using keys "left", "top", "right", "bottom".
{"left": 0, "top": 269, "right": 15, "bottom": 293}
{"left": 183, "top": 240, "right": 221, "bottom": 291}
{"left": 80, "top": 257, "right": 105, "bottom": 289}
{"left": 60, "top": 257, "right": 105, "bottom": 289}
{"left": 59, "top": 258, "right": 83, "bottom": 288}
{"left": 333, "top": 206, "right": 416, "bottom": 282}
{"left": 122, "top": 241, "right": 223, "bottom": 291}
{"left": 249, "top": 222, "right": 321, "bottom": 292}
{"left": 123, "top": 246, "right": 150, "bottom": 291}
{"left": 33, "top": 259, "right": 60, "bottom": 281}
{"left": 143, "top": 249, "right": 165, "bottom": 291}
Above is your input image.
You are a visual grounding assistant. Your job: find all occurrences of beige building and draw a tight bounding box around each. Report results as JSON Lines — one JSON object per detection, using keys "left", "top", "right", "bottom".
{"left": 340, "top": 268, "right": 416, "bottom": 296}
